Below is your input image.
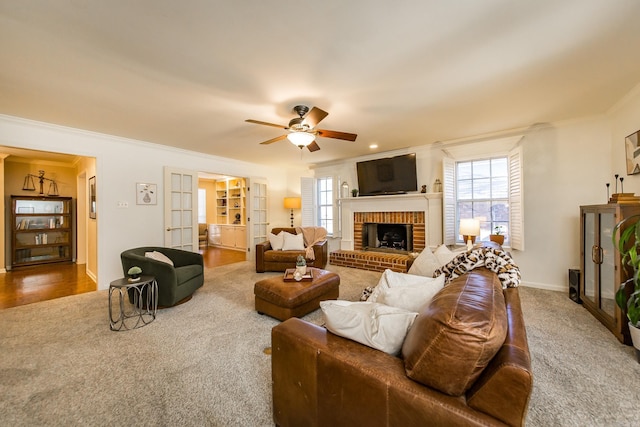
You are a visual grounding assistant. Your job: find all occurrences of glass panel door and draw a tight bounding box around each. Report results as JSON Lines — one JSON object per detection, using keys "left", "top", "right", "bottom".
{"left": 164, "top": 167, "right": 197, "bottom": 251}
{"left": 248, "top": 178, "right": 268, "bottom": 248}
{"left": 600, "top": 212, "right": 616, "bottom": 318}
{"left": 583, "top": 211, "right": 596, "bottom": 303}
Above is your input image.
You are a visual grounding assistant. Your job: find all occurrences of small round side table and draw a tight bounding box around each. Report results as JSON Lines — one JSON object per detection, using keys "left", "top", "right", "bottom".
{"left": 109, "top": 275, "right": 158, "bottom": 331}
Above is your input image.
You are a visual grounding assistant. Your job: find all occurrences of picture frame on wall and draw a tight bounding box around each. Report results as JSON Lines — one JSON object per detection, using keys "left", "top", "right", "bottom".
{"left": 625, "top": 130, "right": 640, "bottom": 175}
{"left": 89, "top": 176, "right": 96, "bottom": 219}
{"left": 136, "top": 183, "right": 157, "bottom": 205}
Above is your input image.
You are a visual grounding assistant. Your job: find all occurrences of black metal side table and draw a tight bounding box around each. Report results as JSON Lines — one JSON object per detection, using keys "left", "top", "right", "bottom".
{"left": 109, "top": 275, "right": 158, "bottom": 331}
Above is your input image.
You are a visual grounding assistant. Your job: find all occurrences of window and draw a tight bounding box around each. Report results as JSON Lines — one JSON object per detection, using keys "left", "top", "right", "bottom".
{"left": 317, "top": 177, "right": 334, "bottom": 235}
{"left": 443, "top": 145, "right": 523, "bottom": 250}
{"left": 197, "top": 188, "right": 206, "bottom": 224}
{"left": 456, "top": 157, "right": 509, "bottom": 244}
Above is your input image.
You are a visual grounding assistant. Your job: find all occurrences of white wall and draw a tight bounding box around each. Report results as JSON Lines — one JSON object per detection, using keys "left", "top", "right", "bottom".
{"left": 0, "top": 115, "right": 296, "bottom": 290}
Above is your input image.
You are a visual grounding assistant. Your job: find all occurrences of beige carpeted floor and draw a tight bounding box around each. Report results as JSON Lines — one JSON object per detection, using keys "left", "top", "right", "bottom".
{"left": 0, "top": 261, "right": 638, "bottom": 426}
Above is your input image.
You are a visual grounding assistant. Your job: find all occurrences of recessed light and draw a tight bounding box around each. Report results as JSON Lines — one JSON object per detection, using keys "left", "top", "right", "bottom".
{"left": 369, "top": 144, "right": 378, "bottom": 149}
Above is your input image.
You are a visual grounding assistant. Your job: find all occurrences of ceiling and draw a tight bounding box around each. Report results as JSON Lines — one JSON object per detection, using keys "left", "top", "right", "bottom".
{"left": 2, "top": 1, "right": 640, "bottom": 168}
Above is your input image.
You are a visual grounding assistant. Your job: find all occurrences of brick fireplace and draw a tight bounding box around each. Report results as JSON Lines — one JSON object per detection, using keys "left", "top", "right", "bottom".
{"left": 330, "top": 194, "right": 441, "bottom": 273}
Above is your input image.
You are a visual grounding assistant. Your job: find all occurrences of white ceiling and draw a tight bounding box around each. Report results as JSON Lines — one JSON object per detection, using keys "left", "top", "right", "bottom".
{"left": 2, "top": 1, "right": 640, "bottom": 167}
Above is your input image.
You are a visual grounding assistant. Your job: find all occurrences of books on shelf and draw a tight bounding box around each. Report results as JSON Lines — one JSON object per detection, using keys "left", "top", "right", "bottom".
{"left": 609, "top": 193, "right": 640, "bottom": 204}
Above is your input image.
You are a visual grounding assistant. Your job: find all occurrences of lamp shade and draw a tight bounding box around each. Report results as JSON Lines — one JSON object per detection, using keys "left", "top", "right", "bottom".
{"left": 459, "top": 218, "right": 480, "bottom": 236}
{"left": 283, "top": 197, "right": 301, "bottom": 209}
{"left": 287, "top": 132, "right": 315, "bottom": 147}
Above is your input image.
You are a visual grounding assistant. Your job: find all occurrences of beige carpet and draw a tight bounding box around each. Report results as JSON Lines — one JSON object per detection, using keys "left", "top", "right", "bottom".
{"left": 0, "top": 261, "right": 638, "bottom": 426}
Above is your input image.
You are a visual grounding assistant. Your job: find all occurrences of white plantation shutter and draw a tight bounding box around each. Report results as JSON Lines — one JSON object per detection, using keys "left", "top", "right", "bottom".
{"left": 301, "top": 177, "right": 315, "bottom": 227}
{"left": 442, "top": 145, "right": 524, "bottom": 250}
{"left": 442, "top": 157, "right": 457, "bottom": 245}
{"left": 508, "top": 146, "right": 524, "bottom": 250}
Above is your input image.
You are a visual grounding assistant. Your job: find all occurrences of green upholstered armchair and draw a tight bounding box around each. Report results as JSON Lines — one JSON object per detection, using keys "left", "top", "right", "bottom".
{"left": 120, "top": 247, "right": 204, "bottom": 307}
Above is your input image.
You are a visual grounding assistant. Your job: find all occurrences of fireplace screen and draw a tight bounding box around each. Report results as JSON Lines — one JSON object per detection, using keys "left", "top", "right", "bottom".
{"left": 362, "top": 223, "right": 413, "bottom": 253}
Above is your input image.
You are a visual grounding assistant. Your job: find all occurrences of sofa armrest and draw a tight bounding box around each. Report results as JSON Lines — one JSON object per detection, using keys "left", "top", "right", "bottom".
{"left": 311, "top": 239, "right": 328, "bottom": 268}
{"left": 255, "top": 240, "right": 272, "bottom": 273}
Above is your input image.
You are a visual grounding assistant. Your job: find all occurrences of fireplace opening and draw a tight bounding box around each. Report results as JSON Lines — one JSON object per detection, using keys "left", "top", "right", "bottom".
{"left": 362, "top": 223, "right": 413, "bottom": 254}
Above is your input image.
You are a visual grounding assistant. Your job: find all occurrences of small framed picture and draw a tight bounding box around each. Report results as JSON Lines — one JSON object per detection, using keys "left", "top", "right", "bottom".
{"left": 625, "top": 130, "right": 640, "bottom": 175}
{"left": 136, "top": 183, "right": 157, "bottom": 205}
{"left": 89, "top": 176, "right": 96, "bottom": 219}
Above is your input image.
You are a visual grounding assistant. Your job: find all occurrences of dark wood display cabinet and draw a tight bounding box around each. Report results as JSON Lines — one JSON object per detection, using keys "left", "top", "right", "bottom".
{"left": 11, "top": 195, "right": 73, "bottom": 268}
{"left": 580, "top": 203, "right": 640, "bottom": 345}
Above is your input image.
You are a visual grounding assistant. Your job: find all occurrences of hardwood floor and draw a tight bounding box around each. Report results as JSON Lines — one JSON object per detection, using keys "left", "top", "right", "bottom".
{"left": 0, "top": 247, "right": 247, "bottom": 309}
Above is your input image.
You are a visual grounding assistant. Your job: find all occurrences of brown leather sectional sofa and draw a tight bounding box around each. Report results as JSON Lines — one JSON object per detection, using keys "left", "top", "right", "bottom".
{"left": 271, "top": 267, "right": 533, "bottom": 427}
{"left": 255, "top": 227, "right": 328, "bottom": 273}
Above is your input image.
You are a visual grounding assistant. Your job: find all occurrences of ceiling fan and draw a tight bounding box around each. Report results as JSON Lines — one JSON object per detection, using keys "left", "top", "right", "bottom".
{"left": 245, "top": 105, "right": 357, "bottom": 152}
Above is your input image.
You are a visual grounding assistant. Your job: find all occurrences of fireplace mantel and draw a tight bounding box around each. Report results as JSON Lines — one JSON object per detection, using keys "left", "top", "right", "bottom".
{"left": 338, "top": 193, "right": 442, "bottom": 250}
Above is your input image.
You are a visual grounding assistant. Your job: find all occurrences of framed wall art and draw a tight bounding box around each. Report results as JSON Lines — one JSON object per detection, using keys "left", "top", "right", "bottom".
{"left": 137, "top": 183, "right": 157, "bottom": 205}
{"left": 625, "top": 130, "right": 640, "bottom": 175}
{"left": 89, "top": 176, "right": 96, "bottom": 219}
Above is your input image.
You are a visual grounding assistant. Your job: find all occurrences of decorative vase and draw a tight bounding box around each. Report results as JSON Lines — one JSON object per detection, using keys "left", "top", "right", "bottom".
{"left": 295, "top": 265, "right": 307, "bottom": 276}
{"left": 629, "top": 322, "right": 640, "bottom": 363}
{"left": 489, "top": 235, "right": 505, "bottom": 245}
{"left": 128, "top": 274, "right": 141, "bottom": 283}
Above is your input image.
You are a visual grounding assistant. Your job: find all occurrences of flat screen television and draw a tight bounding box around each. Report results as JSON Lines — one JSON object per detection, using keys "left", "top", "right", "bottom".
{"left": 356, "top": 153, "right": 418, "bottom": 196}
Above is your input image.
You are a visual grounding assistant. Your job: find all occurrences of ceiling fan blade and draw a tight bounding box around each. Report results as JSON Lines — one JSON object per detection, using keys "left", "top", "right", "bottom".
{"left": 259, "top": 134, "right": 288, "bottom": 145}
{"left": 307, "top": 141, "right": 321, "bottom": 152}
{"left": 246, "top": 119, "right": 287, "bottom": 129}
{"left": 302, "top": 107, "right": 328, "bottom": 128}
{"left": 316, "top": 129, "right": 358, "bottom": 141}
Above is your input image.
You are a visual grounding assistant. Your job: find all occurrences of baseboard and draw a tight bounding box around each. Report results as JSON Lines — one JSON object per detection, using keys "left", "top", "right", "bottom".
{"left": 520, "top": 280, "right": 565, "bottom": 292}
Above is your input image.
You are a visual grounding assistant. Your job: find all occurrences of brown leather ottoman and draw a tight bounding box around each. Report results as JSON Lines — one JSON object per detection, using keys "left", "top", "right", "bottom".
{"left": 254, "top": 268, "right": 340, "bottom": 321}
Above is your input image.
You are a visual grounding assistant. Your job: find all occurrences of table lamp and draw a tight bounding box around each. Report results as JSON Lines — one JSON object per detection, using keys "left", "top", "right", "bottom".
{"left": 459, "top": 218, "right": 480, "bottom": 250}
{"left": 284, "top": 197, "right": 301, "bottom": 227}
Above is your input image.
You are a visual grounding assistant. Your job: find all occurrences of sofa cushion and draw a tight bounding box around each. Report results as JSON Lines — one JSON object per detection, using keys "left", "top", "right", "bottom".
{"left": 269, "top": 231, "right": 285, "bottom": 250}
{"left": 282, "top": 232, "right": 305, "bottom": 251}
{"left": 175, "top": 264, "right": 203, "bottom": 284}
{"left": 366, "top": 269, "right": 445, "bottom": 312}
{"left": 145, "top": 250, "right": 174, "bottom": 266}
{"left": 401, "top": 269, "right": 508, "bottom": 396}
{"left": 433, "top": 244, "right": 466, "bottom": 266}
{"left": 321, "top": 300, "right": 418, "bottom": 355}
{"left": 377, "top": 282, "right": 443, "bottom": 313}
{"left": 407, "top": 247, "right": 441, "bottom": 277}
{"left": 263, "top": 249, "right": 307, "bottom": 263}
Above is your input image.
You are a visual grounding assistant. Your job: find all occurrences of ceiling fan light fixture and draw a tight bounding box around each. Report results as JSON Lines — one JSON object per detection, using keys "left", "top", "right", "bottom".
{"left": 287, "top": 131, "right": 315, "bottom": 147}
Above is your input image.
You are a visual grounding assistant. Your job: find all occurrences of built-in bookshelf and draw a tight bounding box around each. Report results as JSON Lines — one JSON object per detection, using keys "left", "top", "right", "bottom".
{"left": 11, "top": 195, "right": 73, "bottom": 267}
{"left": 215, "top": 178, "right": 246, "bottom": 226}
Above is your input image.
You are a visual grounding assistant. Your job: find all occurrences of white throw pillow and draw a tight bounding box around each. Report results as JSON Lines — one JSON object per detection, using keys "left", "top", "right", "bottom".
{"left": 281, "top": 232, "right": 305, "bottom": 251}
{"left": 434, "top": 244, "right": 466, "bottom": 266}
{"left": 407, "top": 247, "right": 441, "bottom": 277}
{"left": 367, "top": 269, "right": 444, "bottom": 304}
{"left": 268, "top": 231, "right": 285, "bottom": 250}
{"left": 144, "top": 250, "right": 174, "bottom": 266}
{"left": 377, "top": 276, "right": 444, "bottom": 312}
{"left": 321, "top": 300, "right": 418, "bottom": 355}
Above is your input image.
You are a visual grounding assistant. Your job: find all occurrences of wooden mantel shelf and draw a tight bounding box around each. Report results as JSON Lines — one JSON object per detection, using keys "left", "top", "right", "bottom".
{"left": 338, "top": 192, "right": 442, "bottom": 203}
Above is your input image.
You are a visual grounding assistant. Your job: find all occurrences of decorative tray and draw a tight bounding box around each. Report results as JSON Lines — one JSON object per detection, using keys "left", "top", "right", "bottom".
{"left": 283, "top": 268, "right": 314, "bottom": 282}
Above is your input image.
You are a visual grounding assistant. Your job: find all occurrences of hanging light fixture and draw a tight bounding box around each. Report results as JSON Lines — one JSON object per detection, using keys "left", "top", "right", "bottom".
{"left": 287, "top": 131, "right": 315, "bottom": 147}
